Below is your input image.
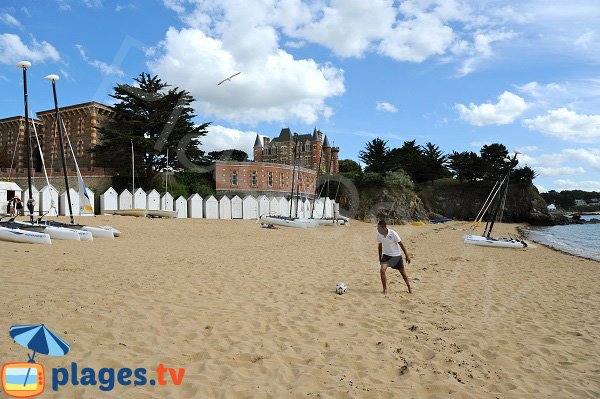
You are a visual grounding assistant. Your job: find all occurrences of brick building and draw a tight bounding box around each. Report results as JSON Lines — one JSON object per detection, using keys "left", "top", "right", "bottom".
{"left": 253, "top": 128, "right": 339, "bottom": 174}
{"left": 0, "top": 101, "right": 113, "bottom": 174}
{"left": 215, "top": 128, "right": 339, "bottom": 197}
{"left": 214, "top": 161, "right": 317, "bottom": 198}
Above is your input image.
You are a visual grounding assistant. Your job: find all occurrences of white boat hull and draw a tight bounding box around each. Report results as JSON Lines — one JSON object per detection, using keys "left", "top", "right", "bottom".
{"left": 464, "top": 234, "right": 527, "bottom": 248}
{"left": 261, "top": 215, "right": 317, "bottom": 228}
{"left": 99, "top": 226, "right": 121, "bottom": 237}
{"left": 0, "top": 226, "right": 52, "bottom": 245}
{"left": 14, "top": 221, "right": 80, "bottom": 241}
{"left": 113, "top": 209, "right": 147, "bottom": 217}
{"left": 314, "top": 218, "right": 347, "bottom": 226}
{"left": 82, "top": 225, "right": 115, "bottom": 239}
{"left": 147, "top": 210, "right": 177, "bottom": 218}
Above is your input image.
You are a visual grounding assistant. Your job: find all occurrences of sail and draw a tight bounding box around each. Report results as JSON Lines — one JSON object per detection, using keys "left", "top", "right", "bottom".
{"left": 61, "top": 119, "right": 94, "bottom": 215}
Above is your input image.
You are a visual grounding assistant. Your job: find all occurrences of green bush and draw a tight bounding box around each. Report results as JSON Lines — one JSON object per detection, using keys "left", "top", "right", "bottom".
{"left": 360, "top": 172, "right": 384, "bottom": 186}
{"left": 384, "top": 170, "right": 414, "bottom": 189}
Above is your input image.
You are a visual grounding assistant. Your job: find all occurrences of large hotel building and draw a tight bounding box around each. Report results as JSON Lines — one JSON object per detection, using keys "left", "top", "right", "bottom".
{"left": 1, "top": 102, "right": 340, "bottom": 197}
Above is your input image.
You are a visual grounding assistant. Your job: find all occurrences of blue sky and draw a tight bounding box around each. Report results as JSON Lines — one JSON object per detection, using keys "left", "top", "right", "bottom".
{"left": 1, "top": 0, "right": 599, "bottom": 192}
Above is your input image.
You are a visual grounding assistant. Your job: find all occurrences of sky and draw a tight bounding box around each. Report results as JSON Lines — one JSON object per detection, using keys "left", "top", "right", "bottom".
{"left": 1, "top": 0, "right": 599, "bottom": 192}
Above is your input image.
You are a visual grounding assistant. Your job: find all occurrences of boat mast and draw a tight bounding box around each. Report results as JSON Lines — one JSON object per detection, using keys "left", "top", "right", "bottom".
{"left": 45, "top": 74, "right": 74, "bottom": 224}
{"left": 289, "top": 133, "right": 299, "bottom": 218}
{"left": 131, "top": 140, "right": 135, "bottom": 195}
{"left": 484, "top": 152, "right": 519, "bottom": 238}
{"left": 17, "top": 61, "right": 34, "bottom": 223}
{"left": 310, "top": 145, "right": 323, "bottom": 219}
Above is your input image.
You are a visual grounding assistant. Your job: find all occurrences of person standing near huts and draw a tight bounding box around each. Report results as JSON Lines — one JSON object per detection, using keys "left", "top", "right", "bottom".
{"left": 15, "top": 198, "right": 24, "bottom": 216}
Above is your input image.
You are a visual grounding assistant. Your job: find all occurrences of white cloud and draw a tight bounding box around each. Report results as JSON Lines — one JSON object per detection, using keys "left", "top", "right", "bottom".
{"left": 561, "top": 148, "right": 600, "bottom": 169}
{"left": 554, "top": 179, "right": 600, "bottom": 192}
{"left": 379, "top": 12, "right": 454, "bottom": 62}
{"left": 515, "top": 145, "right": 538, "bottom": 152}
{"left": 455, "top": 30, "right": 516, "bottom": 76}
{"left": 376, "top": 101, "right": 397, "bottom": 113}
{"left": 148, "top": 27, "right": 344, "bottom": 125}
{"left": 75, "top": 44, "right": 124, "bottom": 76}
{"left": 82, "top": 0, "right": 103, "bottom": 7}
{"left": 160, "top": 0, "right": 522, "bottom": 76}
{"left": 56, "top": 0, "right": 72, "bottom": 11}
{"left": 456, "top": 91, "right": 528, "bottom": 126}
{"left": 0, "top": 13, "right": 24, "bottom": 29}
{"left": 523, "top": 108, "right": 600, "bottom": 142}
{"left": 536, "top": 166, "right": 585, "bottom": 177}
{"left": 516, "top": 81, "right": 566, "bottom": 99}
{"left": 0, "top": 33, "right": 60, "bottom": 64}
{"left": 200, "top": 125, "right": 260, "bottom": 157}
{"left": 115, "top": 4, "right": 136, "bottom": 12}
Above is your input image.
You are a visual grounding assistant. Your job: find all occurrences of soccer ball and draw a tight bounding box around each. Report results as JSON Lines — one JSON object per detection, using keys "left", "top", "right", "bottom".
{"left": 335, "top": 282, "right": 347, "bottom": 295}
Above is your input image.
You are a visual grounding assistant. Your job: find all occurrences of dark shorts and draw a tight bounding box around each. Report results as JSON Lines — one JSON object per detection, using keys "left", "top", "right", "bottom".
{"left": 380, "top": 254, "right": 404, "bottom": 271}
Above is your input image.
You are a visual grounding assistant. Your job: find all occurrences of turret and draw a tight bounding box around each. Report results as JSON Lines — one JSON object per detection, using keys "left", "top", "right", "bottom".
{"left": 253, "top": 133, "right": 263, "bottom": 162}
{"left": 322, "top": 135, "right": 332, "bottom": 174}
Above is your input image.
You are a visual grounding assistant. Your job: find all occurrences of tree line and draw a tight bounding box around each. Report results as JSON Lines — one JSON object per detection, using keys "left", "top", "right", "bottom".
{"left": 351, "top": 138, "right": 536, "bottom": 185}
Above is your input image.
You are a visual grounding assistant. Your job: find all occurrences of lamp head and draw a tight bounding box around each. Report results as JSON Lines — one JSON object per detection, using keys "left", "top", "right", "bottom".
{"left": 16, "top": 61, "right": 31, "bottom": 69}
{"left": 44, "top": 74, "right": 60, "bottom": 82}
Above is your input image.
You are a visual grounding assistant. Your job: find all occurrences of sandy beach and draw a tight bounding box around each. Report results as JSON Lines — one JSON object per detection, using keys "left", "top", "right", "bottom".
{"left": 1, "top": 217, "right": 598, "bottom": 398}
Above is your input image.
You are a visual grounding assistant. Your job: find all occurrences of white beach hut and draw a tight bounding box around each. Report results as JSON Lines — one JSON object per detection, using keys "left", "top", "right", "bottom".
{"left": 303, "top": 198, "right": 313, "bottom": 219}
{"left": 160, "top": 192, "right": 173, "bottom": 211}
{"left": 39, "top": 184, "right": 59, "bottom": 216}
{"left": 269, "top": 197, "right": 279, "bottom": 215}
{"left": 187, "top": 193, "right": 203, "bottom": 218}
{"left": 219, "top": 195, "right": 231, "bottom": 219}
{"left": 231, "top": 195, "right": 243, "bottom": 219}
{"left": 324, "top": 198, "right": 333, "bottom": 219}
{"left": 258, "top": 195, "right": 270, "bottom": 217}
{"left": 204, "top": 195, "right": 218, "bottom": 219}
{"left": 59, "top": 188, "right": 80, "bottom": 216}
{"left": 118, "top": 189, "right": 133, "bottom": 210}
{"left": 313, "top": 198, "right": 324, "bottom": 219}
{"left": 0, "top": 181, "right": 22, "bottom": 214}
{"left": 174, "top": 196, "right": 187, "bottom": 218}
{"left": 146, "top": 189, "right": 160, "bottom": 210}
{"left": 242, "top": 195, "right": 258, "bottom": 219}
{"left": 80, "top": 188, "right": 95, "bottom": 216}
{"left": 278, "top": 197, "right": 289, "bottom": 216}
{"left": 100, "top": 187, "right": 118, "bottom": 214}
{"left": 22, "top": 185, "right": 39, "bottom": 214}
{"left": 133, "top": 188, "right": 147, "bottom": 209}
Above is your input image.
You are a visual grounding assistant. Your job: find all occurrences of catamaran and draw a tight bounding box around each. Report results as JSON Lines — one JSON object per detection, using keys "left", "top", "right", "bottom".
{"left": 464, "top": 151, "right": 527, "bottom": 249}
{"left": 260, "top": 133, "right": 317, "bottom": 228}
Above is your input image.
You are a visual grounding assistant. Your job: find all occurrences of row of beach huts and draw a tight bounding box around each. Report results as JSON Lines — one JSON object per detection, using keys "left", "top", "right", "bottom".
{"left": 0, "top": 182, "right": 337, "bottom": 220}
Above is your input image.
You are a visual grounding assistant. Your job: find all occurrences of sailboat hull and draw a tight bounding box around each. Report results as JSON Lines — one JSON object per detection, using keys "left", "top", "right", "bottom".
{"left": 261, "top": 215, "right": 317, "bottom": 228}
{"left": 0, "top": 226, "right": 52, "bottom": 245}
{"left": 464, "top": 234, "right": 527, "bottom": 248}
{"left": 14, "top": 221, "right": 80, "bottom": 241}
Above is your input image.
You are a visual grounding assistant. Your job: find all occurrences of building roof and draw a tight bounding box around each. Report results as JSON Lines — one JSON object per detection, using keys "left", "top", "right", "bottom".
{"left": 0, "top": 116, "right": 42, "bottom": 124}
{"left": 322, "top": 135, "right": 330, "bottom": 148}
{"left": 253, "top": 134, "right": 262, "bottom": 147}
{"left": 312, "top": 128, "right": 319, "bottom": 141}
{"left": 36, "top": 101, "right": 113, "bottom": 116}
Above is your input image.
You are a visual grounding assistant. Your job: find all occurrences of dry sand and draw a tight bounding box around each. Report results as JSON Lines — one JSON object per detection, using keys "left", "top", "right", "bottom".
{"left": 1, "top": 217, "right": 598, "bottom": 398}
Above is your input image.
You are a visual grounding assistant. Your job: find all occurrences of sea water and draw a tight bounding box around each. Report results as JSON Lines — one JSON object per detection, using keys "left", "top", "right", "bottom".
{"left": 524, "top": 215, "right": 600, "bottom": 261}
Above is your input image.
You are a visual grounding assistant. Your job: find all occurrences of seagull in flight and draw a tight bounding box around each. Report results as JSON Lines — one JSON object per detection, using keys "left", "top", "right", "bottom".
{"left": 217, "top": 72, "right": 241, "bottom": 86}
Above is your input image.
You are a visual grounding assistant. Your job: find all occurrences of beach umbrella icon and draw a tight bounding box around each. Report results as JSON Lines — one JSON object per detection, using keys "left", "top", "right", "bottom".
{"left": 10, "top": 324, "right": 70, "bottom": 360}
{"left": 9, "top": 324, "right": 70, "bottom": 387}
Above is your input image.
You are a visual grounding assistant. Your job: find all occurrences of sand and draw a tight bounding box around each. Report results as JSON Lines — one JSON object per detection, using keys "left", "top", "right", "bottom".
{"left": 1, "top": 217, "right": 598, "bottom": 398}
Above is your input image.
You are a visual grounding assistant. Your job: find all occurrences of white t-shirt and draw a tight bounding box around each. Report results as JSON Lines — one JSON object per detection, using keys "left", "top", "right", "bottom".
{"left": 376, "top": 228, "right": 402, "bottom": 256}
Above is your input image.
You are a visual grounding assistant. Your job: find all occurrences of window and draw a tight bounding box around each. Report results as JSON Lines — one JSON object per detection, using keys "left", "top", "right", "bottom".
{"left": 77, "top": 140, "right": 84, "bottom": 157}
{"left": 280, "top": 173, "right": 284, "bottom": 187}
{"left": 305, "top": 143, "right": 310, "bottom": 152}
{"left": 77, "top": 118, "right": 83, "bottom": 136}
{"left": 251, "top": 171, "right": 257, "bottom": 186}
{"left": 231, "top": 170, "right": 238, "bottom": 185}
{"left": 268, "top": 172, "right": 273, "bottom": 187}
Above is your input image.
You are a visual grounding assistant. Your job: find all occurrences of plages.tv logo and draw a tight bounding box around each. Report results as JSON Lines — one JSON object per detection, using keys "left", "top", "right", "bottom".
{"left": 2, "top": 323, "right": 187, "bottom": 396}
{"left": 2, "top": 324, "right": 69, "bottom": 398}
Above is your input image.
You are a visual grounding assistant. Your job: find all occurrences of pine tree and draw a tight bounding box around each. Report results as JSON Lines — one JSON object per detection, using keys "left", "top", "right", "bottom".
{"left": 91, "top": 73, "right": 210, "bottom": 187}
